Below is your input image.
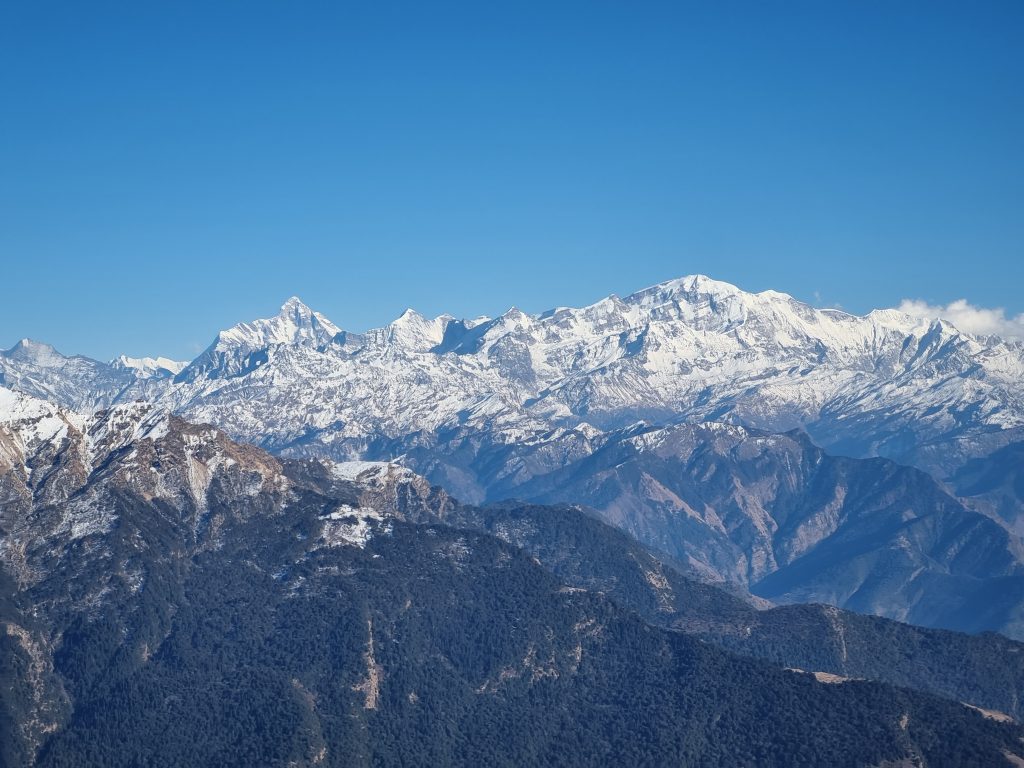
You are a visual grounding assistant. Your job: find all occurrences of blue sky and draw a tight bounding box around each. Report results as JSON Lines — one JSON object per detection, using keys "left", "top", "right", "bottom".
{"left": 2, "top": 1, "right": 1022, "bottom": 360}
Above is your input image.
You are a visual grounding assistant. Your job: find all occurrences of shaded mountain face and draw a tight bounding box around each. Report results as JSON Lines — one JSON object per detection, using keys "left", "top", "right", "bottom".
{"left": 472, "top": 422, "right": 1024, "bottom": 639}
{"left": 447, "top": 501, "right": 1024, "bottom": 723}
{"left": 2, "top": 391, "right": 1022, "bottom": 767}
{"left": 951, "top": 439, "right": 1024, "bottom": 537}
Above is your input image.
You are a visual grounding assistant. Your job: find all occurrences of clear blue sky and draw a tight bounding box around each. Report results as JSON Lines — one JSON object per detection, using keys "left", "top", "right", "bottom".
{"left": 2, "top": 1, "right": 1022, "bottom": 360}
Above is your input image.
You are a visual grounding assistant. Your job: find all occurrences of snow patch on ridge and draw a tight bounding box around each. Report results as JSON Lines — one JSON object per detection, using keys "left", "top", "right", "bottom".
{"left": 113, "top": 355, "right": 188, "bottom": 378}
{"left": 331, "top": 461, "right": 395, "bottom": 482}
{"left": 319, "top": 503, "right": 390, "bottom": 548}
{"left": 0, "top": 385, "right": 79, "bottom": 447}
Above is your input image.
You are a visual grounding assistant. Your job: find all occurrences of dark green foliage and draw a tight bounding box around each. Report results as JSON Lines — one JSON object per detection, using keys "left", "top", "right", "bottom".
{"left": 13, "top": 505, "right": 1022, "bottom": 767}
{"left": 456, "top": 502, "right": 1024, "bottom": 721}
{"left": 4, "top": 471, "right": 1023, "bottom": 767}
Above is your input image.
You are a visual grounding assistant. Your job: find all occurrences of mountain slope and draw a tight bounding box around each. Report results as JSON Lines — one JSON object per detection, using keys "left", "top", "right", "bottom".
{"left": 951, "top": 439, "right": 1024, "bottom": 537}
{"left": 176, "top": 296, "right": 341, "bottom": 383}
{"left": 441, "top": 500, "right": 1024, "bottom": 722}
{"left": 481, "top": 421, "right": 1024, "bottom": 638}
{"left": 3, "top": 275, "right": 1024, "bottom": 636}
{"left": 2, "top": 390, "right": 1022, "bottom": 766}
{"left": 0, "top": 340, "right": 182, "bottom": 412}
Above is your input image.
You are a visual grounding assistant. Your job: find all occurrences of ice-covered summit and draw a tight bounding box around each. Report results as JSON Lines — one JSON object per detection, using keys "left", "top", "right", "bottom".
{"left": 3, "top": 274, "right": 1024, "bottom": 498}
{"left": 176, "top": 296, "right": 342, "bottom": 382}
{"left": 112, "top": 355, "right": 188, "bottom": 378}
{"left": 213, "top": 296, "right": 341, "bottom": 350}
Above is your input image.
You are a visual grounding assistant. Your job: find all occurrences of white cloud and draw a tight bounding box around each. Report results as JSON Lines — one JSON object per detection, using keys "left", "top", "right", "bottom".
{"left": 812, "top": 290, "right": 843, "bottom": 310}
{"left": 896, "top": 298, "right": 1024, "bottom": 341}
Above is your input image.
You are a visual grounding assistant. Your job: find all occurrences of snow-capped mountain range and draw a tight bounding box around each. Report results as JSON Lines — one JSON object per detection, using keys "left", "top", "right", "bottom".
{"left": 4, "top": 275, "right": 1023, "bottom": 508}
{"left": 0, "top": 338, "right": 185, "bottom": 414}
{"left": 6, "top": 273, "right": 1024, "bottom": 632}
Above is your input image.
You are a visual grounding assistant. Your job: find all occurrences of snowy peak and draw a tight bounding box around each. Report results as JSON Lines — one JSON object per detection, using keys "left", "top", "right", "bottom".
{"left": 623, "top": 274, "right": 759, "bottom": 313}
{"left": 3, "top": 338, "right": 68, "bottom": 365}
{"left": 279, "top": 295, "right": 342, "bottom": 335}
{"left": 376, "top": 309, "right": 455, "bottom": 351}
{"left": 178, "top": 297, "right": 342, "bottom": 381}
{"left": 0, "top": 339, "right": 163, "bottom": 414}
{"left": 112, "top": 355, "right": 188, "bottom": 379}
{"left": 616, "top": 274, "right": 799, "bottom": 333}
{"left": 216, "top": 296, "right": 341, "bottom": 350}
{"left": 627, "top": 273, "right": 745, "bottom": 302}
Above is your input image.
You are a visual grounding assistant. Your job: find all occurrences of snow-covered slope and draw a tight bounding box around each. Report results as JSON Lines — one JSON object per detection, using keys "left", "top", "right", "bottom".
{"left": 0, "top": 339, "right": 180, "bottom": 411}
{"left": 177, "top": 296, "right": 341, "bottom": 383}
{"left": 4, "top": 276, "right": 1024, "bottom": 520}
{"left": 0, "top": 386, "right": 420, "bottom": 575}
{"left": 112, "top": 355, "right": 187, "bottom": 378}
{"left": 161, "top": 277, "right": 1024, "bottom": 478}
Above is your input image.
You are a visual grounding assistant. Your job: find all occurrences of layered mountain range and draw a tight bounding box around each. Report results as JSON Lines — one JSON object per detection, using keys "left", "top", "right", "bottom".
{"left": 5, "top": 276, "right": 1023, "bottom": 496}
{"left": 192, "top": 280, "right": 1024, "bottom": 502}
{"left": 2, "top": 386, "right": 1023, "bottom": 766}
{"left": 472, "top": 421, "right": 1024, "bottom": 638}
{"left": 3, "top": 275, "right": 1024, "bottom": 639}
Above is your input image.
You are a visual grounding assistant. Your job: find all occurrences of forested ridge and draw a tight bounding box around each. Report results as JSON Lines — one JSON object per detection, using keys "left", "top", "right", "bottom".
{"left": 453, "top": 501, "right": 1024, "bottom": 721}
{"left": 2, "top": 420, "right": 1022, "bottom": 766}
{"left": 5, "top": 505, "right": 1022, "bottom": 767}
